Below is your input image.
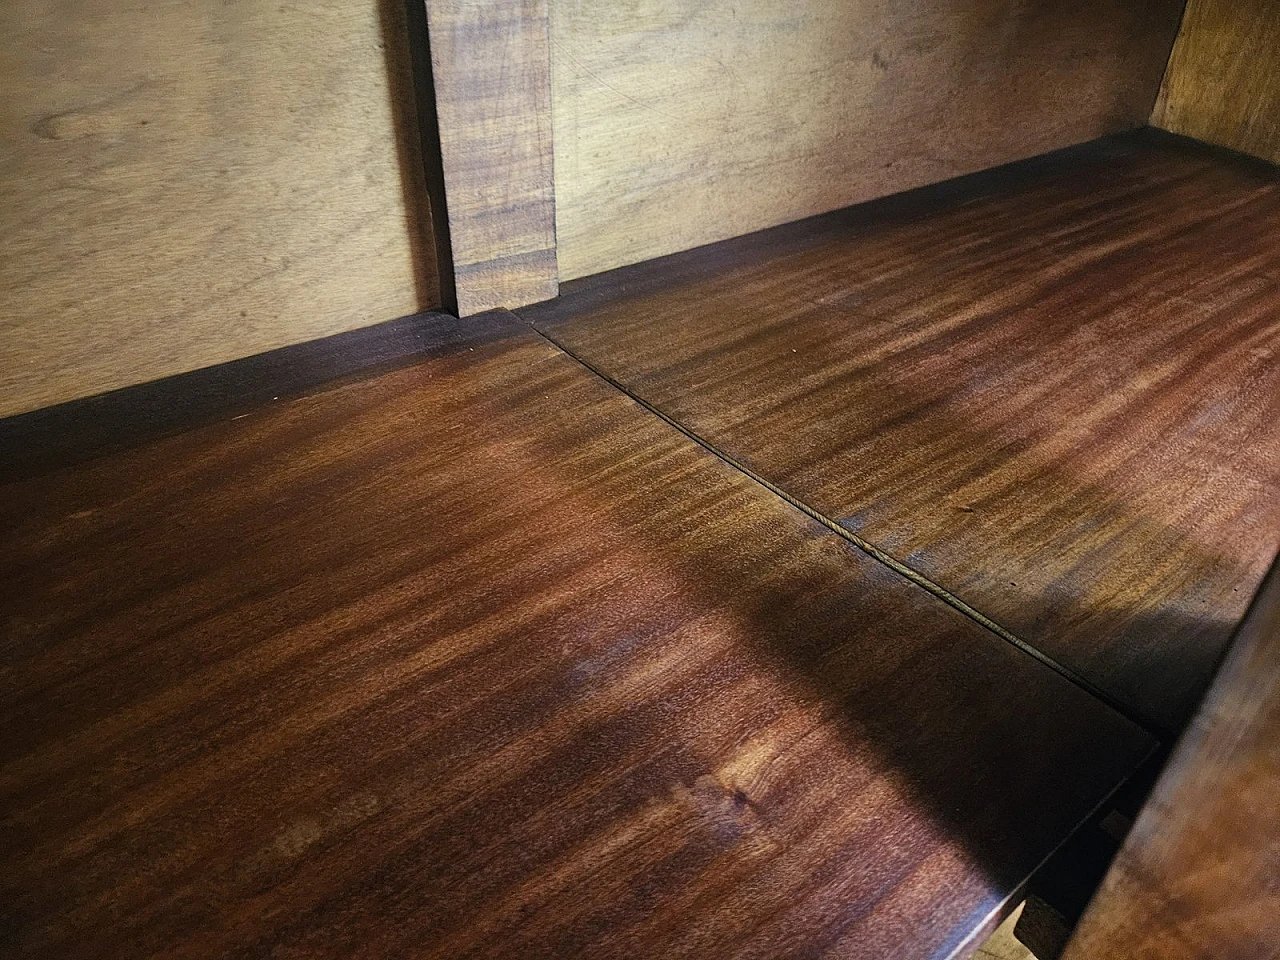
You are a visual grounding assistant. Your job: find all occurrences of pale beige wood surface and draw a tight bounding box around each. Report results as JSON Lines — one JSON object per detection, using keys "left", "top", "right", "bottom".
{"left": 0, "top": 0, "right": 436, "bottom": 418}
{"left": 977, "top": 904, "right": 1036, "bottom": 960}
{"left": 1153, "top": 0, "right": 1280, "bottom": 164}
{"left": 425, "top": 0, "right": 558, "bottom": 315}
{"left": 550, "top": 0, "right": 1186, "bottom": 281}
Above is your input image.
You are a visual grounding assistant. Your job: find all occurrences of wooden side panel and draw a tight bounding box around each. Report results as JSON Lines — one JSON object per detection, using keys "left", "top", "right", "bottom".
{"left": 425, "top": 0, "right": 558, "bottom": 315}
{"left": 1153, "top": 0, "right": 1280, "bottom": 164}
{"left": 1065, "top": 560, "right": 1280, "bottom": 960}
{"left": 549, "top": 0, "right": 1186, "bottom": 281}
{"left": 0, "top": 0, "right": 438, "bottom": 418}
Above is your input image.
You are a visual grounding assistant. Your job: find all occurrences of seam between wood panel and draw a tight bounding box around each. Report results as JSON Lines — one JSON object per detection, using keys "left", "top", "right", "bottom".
{"left": 1148, "top": 0, "right": 1194, "bottom": 126}
{"left": 530, "top": 324, "right": 1158, "bottom": 739}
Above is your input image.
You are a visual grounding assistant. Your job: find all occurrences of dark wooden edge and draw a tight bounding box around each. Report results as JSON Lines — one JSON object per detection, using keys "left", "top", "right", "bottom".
{"left": 1013, "top": 750, "right": 1170, "bottom": 958}
{"left": 1151, "top": 123, "right": 1280, "bottom": 174}
{"left": 0, "top": 310, "right": 524, "bottom": 485}
{"left": 1149, "top": 0, "right": 1194, "bottom": 122}
{"left": 1061, "top": 551, "right": 1280, "bottom": 958}
{"left": 518, "top": 126, "right": 1278, "bottom": 320}
{"left": 400, "top": 0, "right": 458, "bottom": 316}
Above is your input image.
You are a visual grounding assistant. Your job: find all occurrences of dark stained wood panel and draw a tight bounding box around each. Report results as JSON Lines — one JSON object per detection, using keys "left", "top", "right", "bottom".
{"left": 1153, "top": 0, "right": 1280, "bottom": 164}
{"left": 524, "top": 131, "right": 1280, "bottom": 736}
{"left": 0, "top": 313, "right": 1152, "bottom": 959}
{"left": 1065, "top": 560, "right": 1280, "bottom": 960}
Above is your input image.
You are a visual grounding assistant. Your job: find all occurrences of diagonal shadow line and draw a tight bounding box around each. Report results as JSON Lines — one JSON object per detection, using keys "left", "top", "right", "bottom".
{"left": 530, "top": 322, "right": 1158, "bottom": 740}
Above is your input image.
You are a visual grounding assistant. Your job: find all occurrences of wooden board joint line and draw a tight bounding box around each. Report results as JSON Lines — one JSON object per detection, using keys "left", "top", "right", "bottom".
{"left": 530, "top": 323, "right": 1162, "bottom": 740}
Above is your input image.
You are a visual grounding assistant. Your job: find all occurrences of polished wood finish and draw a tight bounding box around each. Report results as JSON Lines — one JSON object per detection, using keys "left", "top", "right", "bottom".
{"left": 1065, "top": 560, "right": 1280, "bottom": 960}
{"left": 424, "top": 0, "right": 558, "bottom": 315}
{"left": 0, "top": 0, "right": 438, "bottom": 418}
{"left": 549, "top": 0, "right": 1184, "bottom": 280}
{"left": 0, "top": 309, "right": 508, "bottom": 485}
{"left": 1153, "top": 0, "right": 1280, "bottom": 164}
{"left": 1, "top": 313, "right": 1152, "bottom": 959}
{"left": 524, "top": 130, "right": 1280, "bottom": 735}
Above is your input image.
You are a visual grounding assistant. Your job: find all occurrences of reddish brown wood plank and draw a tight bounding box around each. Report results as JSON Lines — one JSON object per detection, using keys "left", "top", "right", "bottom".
{"left": 523, "top": 131, "right": 1280, "bottom": 736}
{"left": 0, "top": 309, "right": 506, "bottom": 484}
{"left": 1065, "top": 560, "right": 1280, "bottom": 960}
{"left": 0, "top": 313, "right": 1150, "bottom": 958}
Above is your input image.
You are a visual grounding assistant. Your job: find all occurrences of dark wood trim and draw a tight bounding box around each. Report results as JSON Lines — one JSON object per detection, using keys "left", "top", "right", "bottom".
{"left": 0, "top": 310, "right": 522, "bottom": 485}
{"left": 1149, "top": 121, "right": 1280, "bottom": 171}
{"left": 400, "top": 0, "right": 458, "bottom": 315}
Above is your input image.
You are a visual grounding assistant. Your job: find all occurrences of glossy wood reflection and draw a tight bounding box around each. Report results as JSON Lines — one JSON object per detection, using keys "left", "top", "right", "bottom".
{"left": 1, "top": 315, "right": 1150, "bottom": 959}
{"left": 525, "top": 131, "right": 1280, "bottom": 736}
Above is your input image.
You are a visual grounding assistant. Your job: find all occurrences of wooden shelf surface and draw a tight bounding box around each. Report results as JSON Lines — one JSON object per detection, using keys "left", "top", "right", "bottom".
{"left": 2, "top": 313, "right": 1150, "bottom": 959}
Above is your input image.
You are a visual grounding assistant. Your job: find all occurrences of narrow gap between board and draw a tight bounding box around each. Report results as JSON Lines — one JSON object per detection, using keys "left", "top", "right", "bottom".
{"left": 527, "top": 321, "right": 1165, "bottom": 743}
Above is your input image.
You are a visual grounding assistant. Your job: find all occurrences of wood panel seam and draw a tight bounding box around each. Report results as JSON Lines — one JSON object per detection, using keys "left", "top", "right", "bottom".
{"left": 1148, "top": 0, "right": 1193, "bottom": 121}
{"left": 527, "top": 322, "right": 1160, "bottom": 739}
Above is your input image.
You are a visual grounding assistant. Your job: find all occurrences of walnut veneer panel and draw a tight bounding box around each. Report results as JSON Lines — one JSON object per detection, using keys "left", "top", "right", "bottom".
{"left": 526, "top": 132, "right": 1280, "bottom": 735}
{"left": 1, "top": 313, "right": 1150, "bottom": 959}
{"left": 0, "top": 0, "right": 437, "bottom": 417}
{"left": 550, "top": 0, "right": 1185, "bottom": 280}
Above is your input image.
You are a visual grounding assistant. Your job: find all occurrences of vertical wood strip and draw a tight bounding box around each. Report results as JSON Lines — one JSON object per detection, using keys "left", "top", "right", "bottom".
{"left": 423, "top": 0, "right": 558, "bottom": 316}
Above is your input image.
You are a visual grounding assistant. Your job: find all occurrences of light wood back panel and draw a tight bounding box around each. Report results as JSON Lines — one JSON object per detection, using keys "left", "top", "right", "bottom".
{"left": 1153, "top": 0, "right": 1280, "bottom": 164}
{"left": 550, "top": 0, "right": 1186, "bottom": 281}
{"left": 0, "top": 0, "right": 437, "bottom": 418}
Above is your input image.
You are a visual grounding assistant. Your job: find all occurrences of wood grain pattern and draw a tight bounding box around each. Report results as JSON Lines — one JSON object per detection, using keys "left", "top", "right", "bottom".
{"left": 0, "top": 313, "right": 1152, "bottom": 959}
{"left": 1153, "top": 0, "right": 1280, "bottom": 164}
{"left": 0, "top": 309, "right": 508, "bottom": 485}
{"left": 549, "top": 0, "right": 1185, "bottom": 280}
{"left": 0, "top": 0, "right": 438, "bottom": 418}
{"left": 1064, "top": 559, "right": 1280, "bottom": 960}
{"left": 425, "top": 0, "right": 558, "bottom": 315}
{"left": 524, "top": 131, "right": 1280, "bottom": 736}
